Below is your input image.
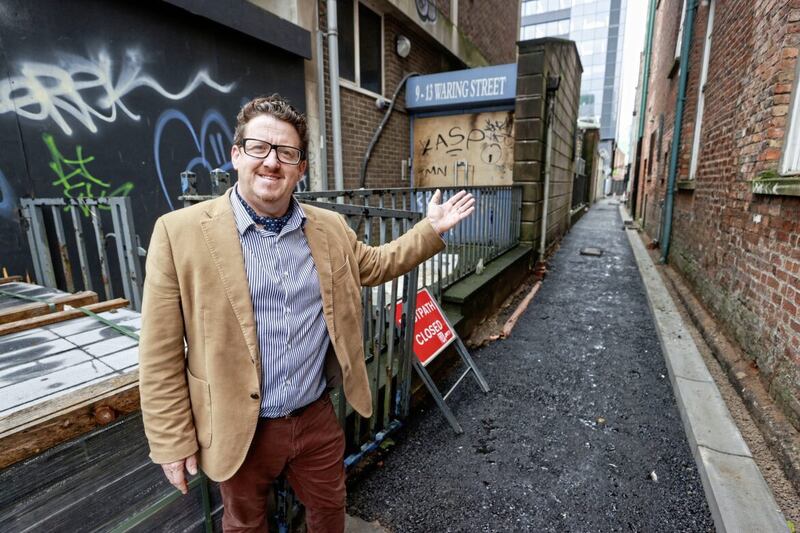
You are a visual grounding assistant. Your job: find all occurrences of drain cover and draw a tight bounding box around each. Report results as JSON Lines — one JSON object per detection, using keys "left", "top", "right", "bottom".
{"left": 580, "top": 247, "right": 603, "bottom": 257}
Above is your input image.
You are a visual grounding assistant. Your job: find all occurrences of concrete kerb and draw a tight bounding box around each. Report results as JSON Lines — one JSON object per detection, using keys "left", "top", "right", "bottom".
{"left": 620, "top": 206, "right": 788, "bottom": 533}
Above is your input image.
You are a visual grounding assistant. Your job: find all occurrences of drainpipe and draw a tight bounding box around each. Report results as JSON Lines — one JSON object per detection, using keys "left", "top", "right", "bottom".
{"left": 326, "top": 0, "right": 345, "bottom": 192}
{"left": 539, "top": 77, "right": 559, "bottom": 261}
{"left": 315, "top": 3, "right": 328, "bottom": 190}
{"left": 660, "top": 0, "right": 698, "bottom": 263}
{"left": 630, "top": 0, "right": 657, "bottom": 219}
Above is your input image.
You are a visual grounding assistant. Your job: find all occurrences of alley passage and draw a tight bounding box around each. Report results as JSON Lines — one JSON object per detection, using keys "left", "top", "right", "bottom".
{"left": 347, "top": 200, "right": 714, "bottom": 532}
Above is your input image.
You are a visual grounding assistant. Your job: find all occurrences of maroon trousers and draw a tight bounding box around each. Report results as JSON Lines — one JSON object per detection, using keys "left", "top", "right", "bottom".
{"left": 219, "top": 394, "right": 346, "bottom": 533}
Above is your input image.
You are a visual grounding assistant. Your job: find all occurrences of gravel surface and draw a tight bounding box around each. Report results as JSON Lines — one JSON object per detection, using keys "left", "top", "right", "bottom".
{"left": 347, "top": 201, "right": 714, "bottom": 532}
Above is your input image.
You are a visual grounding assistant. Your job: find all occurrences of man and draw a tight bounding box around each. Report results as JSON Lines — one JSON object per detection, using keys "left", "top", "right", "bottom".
{"left": 139, "top": 94, "right": 474, "bottom": 532}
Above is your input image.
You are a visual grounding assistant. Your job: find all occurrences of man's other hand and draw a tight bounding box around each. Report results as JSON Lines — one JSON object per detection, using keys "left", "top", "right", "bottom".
{"left": 161, "top": 453, "right": 198, "bottom": 495}
{"left": 426, "top": 189, "right": 476, "bottom": 235}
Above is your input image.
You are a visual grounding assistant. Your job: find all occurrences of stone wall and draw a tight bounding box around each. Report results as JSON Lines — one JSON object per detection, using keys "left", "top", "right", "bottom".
{"left": 514, "top": 38, "right": 582, "bottom": 257}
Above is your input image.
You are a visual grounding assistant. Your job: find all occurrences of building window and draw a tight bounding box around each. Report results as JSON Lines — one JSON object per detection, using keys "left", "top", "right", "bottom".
{"left": 689, "top": 0, "right": 714, "bottom": 179}
{"left": 675, "top": 0, "right": 687, "bottom": 60}
{"left": 647, "top": 130, "right": 656, "bottom": 178}
{"left": 338, "top": 0, "right": 383, "bottom": 95}
{"left": 521, "top": 18, "right": 571, "bottom": 40}
{"left": 782, "top": 51, "right": 800, "bottom": 174}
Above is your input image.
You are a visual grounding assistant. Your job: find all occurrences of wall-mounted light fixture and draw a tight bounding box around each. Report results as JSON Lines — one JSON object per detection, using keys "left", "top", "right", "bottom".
{"left": 396, "top": 35, "right": 411, "bottom": 58}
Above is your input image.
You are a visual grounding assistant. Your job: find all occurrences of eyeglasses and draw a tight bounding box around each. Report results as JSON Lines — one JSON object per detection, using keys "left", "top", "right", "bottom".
{"left": 241, "top": 138, "right": 305, "bottom": 165}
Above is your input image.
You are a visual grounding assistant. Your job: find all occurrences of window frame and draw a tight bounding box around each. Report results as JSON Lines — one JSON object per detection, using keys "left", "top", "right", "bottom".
{"left": 338, "top": 0, "right": 384, "bottom": 98}
{"left": 689, "top": 0, "right": 714, "bottom": 180}
{"left": 780, "top": 47, "right": 800, "bottom": 176}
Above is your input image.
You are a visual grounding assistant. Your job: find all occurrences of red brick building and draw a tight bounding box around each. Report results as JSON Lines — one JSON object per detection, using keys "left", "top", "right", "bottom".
{"left": 633, "top": 0, "right": 800, "bottom": 427}
{"left": 315, "top": 0, "right": 521, "bottom": 190}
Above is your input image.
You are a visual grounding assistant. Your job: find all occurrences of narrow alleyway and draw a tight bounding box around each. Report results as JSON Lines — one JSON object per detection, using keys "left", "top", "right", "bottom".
{"left": 347, "top": 199, "right": 714, "bottom": 532}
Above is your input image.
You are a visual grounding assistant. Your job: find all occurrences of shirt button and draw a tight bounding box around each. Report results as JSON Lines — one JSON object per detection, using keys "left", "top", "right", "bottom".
{"left": 250, "top": 392, "right": 259, "bottom": 400}
{"left": 287, "top": 343, "right": 292, "bottom": 349}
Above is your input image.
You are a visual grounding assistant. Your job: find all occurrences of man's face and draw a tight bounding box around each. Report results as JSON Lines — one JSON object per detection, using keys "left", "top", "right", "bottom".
{"left": 231, "top": 114, "right": 307, "bottom": 217}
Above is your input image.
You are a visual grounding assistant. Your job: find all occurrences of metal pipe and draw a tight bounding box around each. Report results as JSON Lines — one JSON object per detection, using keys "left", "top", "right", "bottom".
{"left": 539, "top": 97, "right": 555, "bottom": 261}
{"left": 316, "top": 25, "right": 328, "bottom": 190}
{"left": 359, "top": 72, "right": 419, "bottom": 188}
{"left": 630, "top": 0, "right": 658, "bottom": 218}
{"left": 661, "top": 0, "right": 698, "bottom": 264}
{"left": 326, "top": 0, "right": 345, "bottom": 192}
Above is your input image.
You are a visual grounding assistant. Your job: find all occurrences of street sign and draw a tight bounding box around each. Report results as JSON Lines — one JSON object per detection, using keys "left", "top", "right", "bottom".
{"left": 395, "top": 287, "right": 455, "bottom": 366}
{"left": 405, "top": 63, "right": 517, "bottom": 111}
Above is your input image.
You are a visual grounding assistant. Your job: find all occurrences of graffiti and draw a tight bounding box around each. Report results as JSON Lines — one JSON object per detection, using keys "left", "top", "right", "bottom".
{"left": 43, "top": 133, "right": 134, "bottom": 216}
{"left": 418, "top": 126, "right": 487, "bottom": 157}
{"left": 154, "top": 108, "right": 233, "bottom": 210}
{"left": 421, "top": 165, "right": 448, "bottom": 177}
{"left": 155, "top": 108, "right": 310, "bottom": 209}
{"left": 413, "top": 111, "right": 515, "bottom": 187}
{"left": 483, "top": 117, "right": 514, "bottom": 144}
{"left": 415, "top": 0, "right": 437, "bottom": 23}
{"left": 0, "top": 169, "right": 17, "bottom": 221}
{"left": 0, "top": 50, "right": 236, "bottom": 135}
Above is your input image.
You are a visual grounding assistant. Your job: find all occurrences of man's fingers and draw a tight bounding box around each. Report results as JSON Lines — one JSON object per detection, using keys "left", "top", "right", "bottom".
{"left": 431, "top": 189, "right": 442, "bottom": 204}
{"left": 161, "top": 460, "right": 189, "bottom": 495}
{"left": 453, "top": 196, "right": 475, "bottom": 213}
{"left": 186, "top": 453, "right": 198, "bottom": 476}
{"left": 446, "top": 190, "right": 467, "bottom": 205}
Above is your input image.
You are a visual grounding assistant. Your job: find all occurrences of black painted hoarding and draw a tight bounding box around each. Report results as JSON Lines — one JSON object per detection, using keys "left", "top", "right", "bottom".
{"left": 0, "top": 0, "right": 309, "bottom": 284}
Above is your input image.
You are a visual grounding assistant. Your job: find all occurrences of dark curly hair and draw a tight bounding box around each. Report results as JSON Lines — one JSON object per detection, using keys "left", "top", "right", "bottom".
{"left": 233, "top": 94, "right": 308, "bottom": 157}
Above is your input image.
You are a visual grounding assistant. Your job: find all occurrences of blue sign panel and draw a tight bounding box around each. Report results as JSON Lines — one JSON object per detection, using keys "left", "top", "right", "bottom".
{"left": 406, "top": 63, "right": 517, "bottom": 111}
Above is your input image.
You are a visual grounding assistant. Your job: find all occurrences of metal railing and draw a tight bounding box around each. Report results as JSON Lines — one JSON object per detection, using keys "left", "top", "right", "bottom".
{"left": 572, "top": 173, "right": 589, "bottom": 210}
{"left": 297, "top": 185, "right": 522, "bottom": 301}
{"left": 19, "top": 197, "right": 144, "bottom": 310}
{"left": 297, "top": 199, "right": 423, "bottom": 444}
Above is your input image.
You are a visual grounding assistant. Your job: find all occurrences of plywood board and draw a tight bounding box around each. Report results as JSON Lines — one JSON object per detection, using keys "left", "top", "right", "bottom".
{"left": 413, "top": 110, "right": 515, "bottom": 187}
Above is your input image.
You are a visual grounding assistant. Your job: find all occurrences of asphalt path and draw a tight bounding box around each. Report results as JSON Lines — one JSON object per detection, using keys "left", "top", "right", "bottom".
{"left": 347, "top": 200, "right": 714, "bottom": 532}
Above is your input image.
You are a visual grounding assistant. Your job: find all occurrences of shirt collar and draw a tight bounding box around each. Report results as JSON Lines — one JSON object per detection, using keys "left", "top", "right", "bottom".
{"left": 230, "top": 184, "right": 306, "bottom": 236}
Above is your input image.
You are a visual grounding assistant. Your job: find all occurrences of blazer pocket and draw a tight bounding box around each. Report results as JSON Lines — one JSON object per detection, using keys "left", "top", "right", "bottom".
{"left": 331, "top": 256, "right": 351, "bottom": 285}
{"left": 186, "top": 369, "right": 212, "bottom": 448}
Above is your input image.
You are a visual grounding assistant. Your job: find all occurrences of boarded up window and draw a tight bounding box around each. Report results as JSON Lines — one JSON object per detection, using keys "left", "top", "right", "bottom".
{"left": 413, "top": 111, "right": 515, "bottom": 187}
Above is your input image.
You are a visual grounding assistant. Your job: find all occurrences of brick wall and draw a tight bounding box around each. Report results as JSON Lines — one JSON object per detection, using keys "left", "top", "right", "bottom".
{"left": 457, "top": 0, "right": 520, "bottom": 65}
{"left": 635, "top": 0, "right": 683, "bottom": 238}
{"left": 317, "top": 0, "right": 517, "bottom": 190}
{"left": 637, "top": 0, "right": 800, "bottom": 428}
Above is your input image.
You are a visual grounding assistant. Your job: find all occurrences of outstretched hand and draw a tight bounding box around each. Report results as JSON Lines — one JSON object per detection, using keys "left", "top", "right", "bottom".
{"left": 426, "top": 189, "right": 476, "bottom": 234}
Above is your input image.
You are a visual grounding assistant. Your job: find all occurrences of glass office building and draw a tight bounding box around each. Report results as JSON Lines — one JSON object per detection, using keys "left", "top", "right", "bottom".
{"left": 520, "top": 0, "right": 627, "bottom": 143}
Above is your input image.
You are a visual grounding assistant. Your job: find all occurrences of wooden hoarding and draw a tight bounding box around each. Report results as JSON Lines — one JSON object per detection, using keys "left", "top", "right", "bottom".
{"left": 413, "top": 110, "right": 515, "bottom": 187}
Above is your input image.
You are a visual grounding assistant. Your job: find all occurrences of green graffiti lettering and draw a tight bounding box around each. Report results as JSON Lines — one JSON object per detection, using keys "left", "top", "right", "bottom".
{"left": 42, "top": 133, "right": 134, "bottom": 216}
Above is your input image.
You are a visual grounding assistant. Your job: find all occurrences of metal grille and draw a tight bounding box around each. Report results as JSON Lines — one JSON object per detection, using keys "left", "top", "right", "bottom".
{"left": 297, "top": 185, "right": 523, "bottom": 301}
{"left": 19, "top": 197, "right": 144, "bottom": 311}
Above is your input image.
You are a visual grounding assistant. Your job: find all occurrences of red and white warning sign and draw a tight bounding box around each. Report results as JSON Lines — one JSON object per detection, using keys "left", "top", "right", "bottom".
{"left": 395, "top": 288, "right": 455, "bottom": 366}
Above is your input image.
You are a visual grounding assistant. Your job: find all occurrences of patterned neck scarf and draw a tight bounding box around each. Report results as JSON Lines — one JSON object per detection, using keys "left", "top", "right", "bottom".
{"left": 236, "top": 189, "right": 294, "bottom": 234}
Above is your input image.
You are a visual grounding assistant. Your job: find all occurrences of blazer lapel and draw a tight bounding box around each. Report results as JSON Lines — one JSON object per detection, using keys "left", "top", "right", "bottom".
{"left": 199, "top": 192, "right": 260, "bottom": 369}
{"left": 302, "top": 205, "right": 335, "bottom": 336}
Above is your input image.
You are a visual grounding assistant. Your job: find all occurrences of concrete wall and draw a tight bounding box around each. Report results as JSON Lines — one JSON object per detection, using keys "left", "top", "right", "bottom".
{"left": 514, "top": 38, "right": 582, "bottom": 258}
{"left": 636, "top": 0, "right": 800, "bottom": 429}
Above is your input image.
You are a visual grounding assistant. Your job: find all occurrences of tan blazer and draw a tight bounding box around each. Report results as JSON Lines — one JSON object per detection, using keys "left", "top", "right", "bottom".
{"left": 138, "top": 190, "right": 445, "bottom": 481}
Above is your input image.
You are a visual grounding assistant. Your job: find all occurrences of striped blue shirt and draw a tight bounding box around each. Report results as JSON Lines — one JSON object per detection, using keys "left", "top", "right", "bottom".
{"left": 229, "top": 187, "right": 329, "bottom": 417}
